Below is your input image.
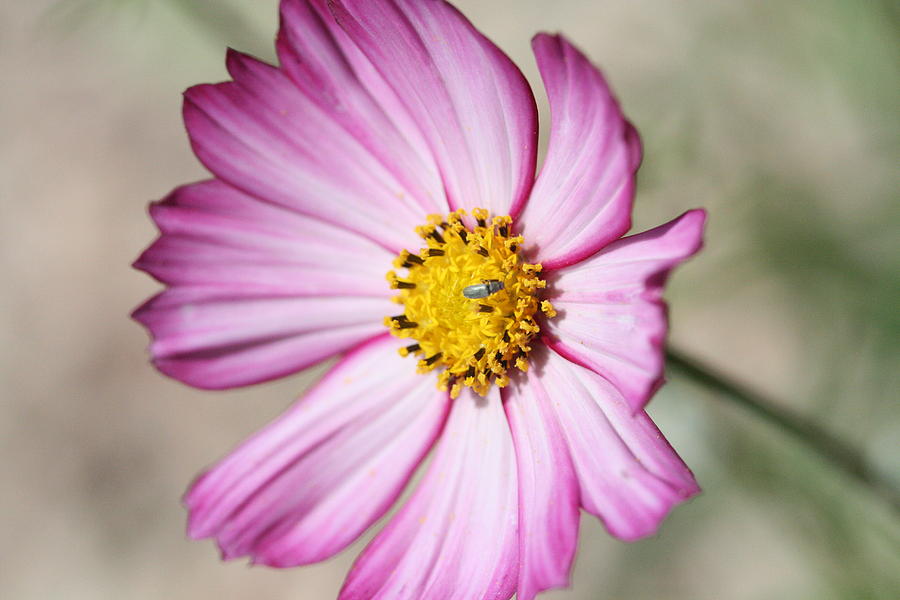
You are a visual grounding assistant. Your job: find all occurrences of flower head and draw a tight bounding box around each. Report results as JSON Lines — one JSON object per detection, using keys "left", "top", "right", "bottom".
{"left": 133, "top": 1, "right": 706, "bottom": 598}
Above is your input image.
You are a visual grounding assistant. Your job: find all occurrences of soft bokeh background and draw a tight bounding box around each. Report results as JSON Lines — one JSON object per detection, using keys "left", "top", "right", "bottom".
{"left": 2, "top": 1, "right": 898, "bottom": 598}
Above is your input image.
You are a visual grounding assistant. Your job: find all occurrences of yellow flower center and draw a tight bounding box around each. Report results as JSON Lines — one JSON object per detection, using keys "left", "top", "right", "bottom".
{"left": 384, "top": 208, "right": 556, "bottom": 398}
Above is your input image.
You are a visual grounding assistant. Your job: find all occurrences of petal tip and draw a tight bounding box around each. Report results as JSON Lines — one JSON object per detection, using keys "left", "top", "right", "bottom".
{"left": 530, "top": 31, "right": 561, "bottom": 48}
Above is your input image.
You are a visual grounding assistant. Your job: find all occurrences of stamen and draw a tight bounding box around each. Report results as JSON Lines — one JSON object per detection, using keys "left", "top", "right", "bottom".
{"left": 385, "top": 208, "right": 552, "bottom": 396}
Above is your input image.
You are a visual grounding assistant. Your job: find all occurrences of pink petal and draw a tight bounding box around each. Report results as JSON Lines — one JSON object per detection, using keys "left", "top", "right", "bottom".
{"left": 132, "top": 180, "right": 395, "bottom": 389}
{"left": 539, "top": 349, "right": 699, "bottom": 541}
{"left": 340, "top": 388, "right": 518, "bottom": 600}
{"left": 517, "top": 34, "right": 642, "bottom": 269}
{"left": 184, "top": 334, "right": 450, "bottom": 567}
{"left": 133, "top": 287, "right": 391, "bottom": 389}
{"left": 136, "top": 180, "right": 394, "bottom": 296}
{"left": 276, "top": 1, "right": 445, "bottom": 219}
{"left": 546, "top": 210, "right": 707, "bottom": 411}
{"left": 328, "top": 0, "right": 538, "bottom": 217}
{"left": 504, "top": 379, "right": 580, "bottom": 600}
{"left": 184, "top": 49, "right": 436, "bottom": 253}
{"left": 282, "top": 0, "right": 443, "bottom": 202}
{"left": 287, "top": 1, "right": 435, "bottom": 174}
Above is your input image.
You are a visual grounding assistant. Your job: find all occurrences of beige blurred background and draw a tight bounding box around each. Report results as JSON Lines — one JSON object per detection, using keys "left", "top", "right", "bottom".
{"left": 2, "top": 1, "right": 898, "bottom": 598}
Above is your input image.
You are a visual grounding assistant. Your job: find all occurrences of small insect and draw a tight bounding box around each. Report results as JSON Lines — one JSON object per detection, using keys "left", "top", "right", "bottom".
{"left": 462, "top": 279, "right": 505, "bottom": 299}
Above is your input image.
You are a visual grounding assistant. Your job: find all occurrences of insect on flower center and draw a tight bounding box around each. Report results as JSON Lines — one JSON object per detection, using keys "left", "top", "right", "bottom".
{"left": 384, "top": 208, "right": 556, "bottom": 398}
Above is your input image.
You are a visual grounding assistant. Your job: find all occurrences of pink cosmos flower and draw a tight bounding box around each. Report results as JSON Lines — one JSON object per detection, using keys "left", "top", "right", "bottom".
{"left": 133, "top": 1, "right": 706, "bottom": 598}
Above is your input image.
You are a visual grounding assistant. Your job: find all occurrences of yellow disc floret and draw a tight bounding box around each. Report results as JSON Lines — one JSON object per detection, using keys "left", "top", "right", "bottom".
{"left": 384, "top": 208, "right": 555, "bottom": 398}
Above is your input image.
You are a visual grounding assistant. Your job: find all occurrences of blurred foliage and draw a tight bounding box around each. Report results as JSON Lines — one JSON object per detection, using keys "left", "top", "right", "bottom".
{"left": 42, "top": 0, "right": 273, "bottom": 59}
{"left": 632, "top": 1, "right": 900, "bottom": 596}
{"left": 719, "top": 402, "right": 900, "bottom": 600}
{"left": 629, "top": 32, "right": 900, "bottom": 600}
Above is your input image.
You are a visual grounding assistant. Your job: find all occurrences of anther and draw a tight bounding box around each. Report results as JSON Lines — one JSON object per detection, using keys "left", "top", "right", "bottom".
{"left": 424, "top": 353, "right": 442, "bottom": 366}
{"left": 404, "top": 253, "right": 424, "bottom": 266}
{"left": 477, "top": 304, "right": 494, "bottom": 313}
{"left": 457, "top": 229, "right": 468, "bottom": 244}
{"left": 427, "top": 248, "right": 445, "bottom": 257}
{"left": 405, "top": 343, "right": 421, "bottom": 353}
{"left": 476, "top": 246, "right": 489, "bottom": 257}
{"left": 428, "top": 230, "right": 445, "bottom": 244}
{"left": 473, "top": 348, "right": 486, "bottom": 361}
{"left": 393, "top": 280, "right": 415, "bottom": 289}
{"left": 396, "top": 320, "right": 418, "bottom": 329}
{"left": 498, "top": 225, "right": 508, "bottom": 238}
{"left": 476, "top": 217, "right": 487, "bottom": 227}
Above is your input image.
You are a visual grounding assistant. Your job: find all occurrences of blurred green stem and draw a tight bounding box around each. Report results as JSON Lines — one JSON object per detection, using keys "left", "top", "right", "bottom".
{"left": 666, "top": 347, "right": 900, "bottom": 513}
